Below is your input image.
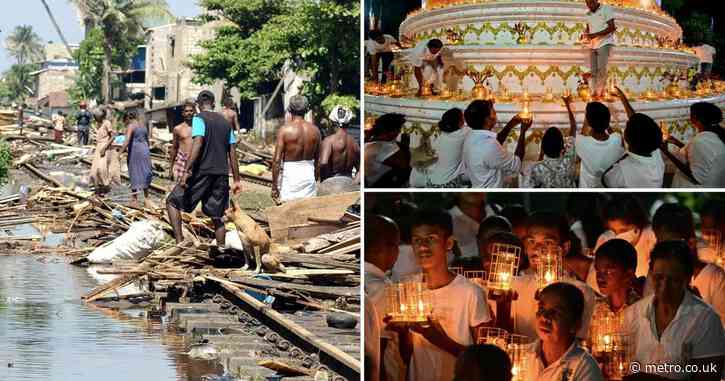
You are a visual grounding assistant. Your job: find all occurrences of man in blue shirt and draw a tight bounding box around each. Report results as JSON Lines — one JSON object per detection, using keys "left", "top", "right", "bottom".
{"left": 76, "top": 101, "right": 93, "bottom": 145}
{"left": 166, "top": 90, "right": 242, "bottom": 256}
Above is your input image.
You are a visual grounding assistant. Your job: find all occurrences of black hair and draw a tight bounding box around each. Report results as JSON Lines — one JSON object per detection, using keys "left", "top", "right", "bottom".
{"left": 602, "top": 196, "right": 649, "bottom": 229}
{"left": 365, "top": 215, "right": 400, "bottom": 251}
{"left": 197, "top": 90, "right": 215, "bottom": 107}
{"left": 542, "top": 127, "right": 564, "bottom": 158}
{"left": 500, "top": 204, "right": 528, "bottom": 230}
{"left": 485, "top": 231, "right": 529, "bottom": 272}
{"left": 223, "top": 97, "right": 235, "bottom": 108}
{"left": 427, "top": 38, "right": 443, "bottom": 49}
{"left": 183, "top": 98, "right": 196, "bottom": 109}
{"left": 369, "top": 29, "right": 383, "bottom": 40}
{"left": 538, "top": 282, "right": 585, "bottom": 325}
{"left": 625, "top": 113, "right": 662, "bottom": 155}
{"left": 649, "top": 240, "right": 695, "bottom": 279}
{"left": 371, "top": 113, "right": 406, "bottom": 138}
{"left": 565, "top": 194, "right": 607, "bottom": 249}
{"left": 526, "top": 211, "right": 571, "bottom": 243}
{"left": 464, "top": 100, "right": 493, "bottom": 130}
{"left": 477, "top": 215, "right": 512, "bottom": 239}
{"left": 410, "top": 208, "right": 453, "bottom": 237}
{"left": 585, "top": 102, "right": 611, "bottom": 133}
{"left": 652, "top": 203, "right": 695, "bottom": 241}
{"left": 124, "top": 111, "right": 137, "bottom": 121}
{"left": 456, "top": 344, "right": 512, "bottom": 381}
{"left": 595, "top": 238, "right": 638, "bottom": 272}
{"left": 438, "top": 108, "right": 463, "bottom": 133}
{"left": 701, "top": 198, "right": 725, "bottom": 225}
{"left": 691, "top": 102, "right": 725, "bottom": 144}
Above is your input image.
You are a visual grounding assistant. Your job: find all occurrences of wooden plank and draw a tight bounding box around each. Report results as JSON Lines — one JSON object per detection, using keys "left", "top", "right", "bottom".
{"left": 316, "top": 236, "right": 360, "bottom": 254}
{"left": 315, "top": 243, "right": 361, "bottom": 258}
{"left": 264, "top": 192, "right": 359, "bottom": 242}
{"left": 257, "top": 359, "right": 313, "bottom": 376}
{"left": 22, "top": 163, "right": 64, "bottom": 188}
{"left": 227, "top": 276, "right": 358, "bottom": 299}
{"left": 208, "top": 277, "right": 360, "bottom": 374}
{"left": 287, "top": 223, "right": 341, "bottom": 242}
{"left": 275, "top": 252, "right": 359, "bottom": 271}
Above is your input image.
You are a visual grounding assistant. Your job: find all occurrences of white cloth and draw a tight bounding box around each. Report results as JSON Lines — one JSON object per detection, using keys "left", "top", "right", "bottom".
{"left": 365, "top": 295, "right": 382, "bottom": 381}
{"left": 409, "top": 275, "right": 491, "bottom": 381}
{"left": 584, "top": 261, "right": 601, "bottom": 295}
{"left": 595, "top": 227, "right": 657, "bottom": 278}
{"left": 448, "top": 204, "right": 496, "bottom": 259}
{"left": 364, "top": 141, "right": 400, "bottom": 186}
{"left": 280, "top": 160, "right": 317, "bottom": 202}
{"left": 575, "top": 133, "right": 625, "bottom": 188}
{"left": 524, "top": 340, "right": 604, "bottom": 381}
{"left": 692, "top": 263, "right": 725, "bottom": 328}
{"left": 671, "top": 131, "right": 725, "bottom": 187}
{"left": 366, "top": 35, "right": 397, "bottom": 55}
{"left": 410, "top": 127, "right": 470, "bottom": 187}
{"left": 602, "top": 150, "right": 665, "bottom": 188}
{"left": 511, "top": 273, "right": 596, "bottom": 340}
{"left": 694, "top": 44, "right": 716, "bottom": 64}
{"left": 571, "top": 220, "right": 589, "bottom": 250}
{"left": 365, "top": 262, "right": 390, "bottom": 318}
{"left": 585, "top": 4, "right": 615, "bottom": 49}
{"left": 463, "top": 129, "right": 522, "bottom": 188}
{"left": 704, "top": 152, "right": 725, "bottom": 187}
{"left": 624, "top": 291, "right": 725, "bottom": 380}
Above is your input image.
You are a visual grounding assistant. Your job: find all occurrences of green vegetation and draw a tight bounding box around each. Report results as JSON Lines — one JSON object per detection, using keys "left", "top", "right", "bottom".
{"left": 0, "top": 139, "right": 12, "bottom": 186}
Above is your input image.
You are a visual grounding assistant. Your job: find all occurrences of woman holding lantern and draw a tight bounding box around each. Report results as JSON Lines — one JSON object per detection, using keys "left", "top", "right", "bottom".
{"left": 623, "top": 241, "right": 725, "bottom": 381}
{"left": 523, "top": 282, "right": 604, "bottom": 381}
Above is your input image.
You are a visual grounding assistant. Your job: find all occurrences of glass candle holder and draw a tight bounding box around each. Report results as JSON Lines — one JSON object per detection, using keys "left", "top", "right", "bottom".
{"left": 464, "top": 270, "right": 487, "bottom": 289}
{"left": 487, "top": 243, "right": 521, "bottom": 291}
{"left": 384, "top": 275, "right": 433, "bottom": 323}
{"left": 534, "top": 244, "right": 563, "bottom": 290}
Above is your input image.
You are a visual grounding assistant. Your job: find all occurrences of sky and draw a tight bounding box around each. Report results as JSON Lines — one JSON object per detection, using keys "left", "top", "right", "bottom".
{"left": 0, "top": 0, "right": 203, "bottom": 72}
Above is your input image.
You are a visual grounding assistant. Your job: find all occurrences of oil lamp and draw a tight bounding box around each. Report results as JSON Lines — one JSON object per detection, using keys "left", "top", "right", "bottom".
{"left": 519, "top": 101, "right": 532, "bottom": 122}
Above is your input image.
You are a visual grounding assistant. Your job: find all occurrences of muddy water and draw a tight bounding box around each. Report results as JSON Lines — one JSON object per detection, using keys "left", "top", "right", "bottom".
{"left": 0, "top": 256, "right": 224, "bottom": 381}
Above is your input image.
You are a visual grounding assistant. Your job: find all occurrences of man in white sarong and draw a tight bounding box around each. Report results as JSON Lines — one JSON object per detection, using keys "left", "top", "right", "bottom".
{"left": 272, "top": 95, "right": 321, "bottom": 203}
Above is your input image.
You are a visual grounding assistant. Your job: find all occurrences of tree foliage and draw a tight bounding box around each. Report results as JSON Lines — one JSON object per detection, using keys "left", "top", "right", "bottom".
{"left": 190, "top": 0, "right": 360, "bottom": 119}
{"left": 4, "top": 25, "right": 44, "bottom": 65}
{"left": 0, "top": 139, "right": 11, "bottom": 186}
{"left": 0, "top": 64, "right": 39, "bottom": 103}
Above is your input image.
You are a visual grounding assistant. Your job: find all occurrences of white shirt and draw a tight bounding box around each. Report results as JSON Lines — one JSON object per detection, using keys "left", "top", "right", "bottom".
{"left": 585, "top": 4, "right": 616, "bottom": 49}
{"left": 364, "top": 140, "right": 400, "bottom": 186}
{"left": 692, "top": 263, "right": 725, "bottom": 328}
{"left": 624, "top": 291, "right": 725, "bottom": 380}
{"left": 571, "top": 220, "right": 589, "bottom": 250}
{"left": 595, "top": 226, "right": 658, "bottom": 278}
{"left": 512, "top": 273, "right": 596, "bottom": 340}
{"left": 463, "top": 129, "right": 522, "bottom": 188}
{"left": 410, "top": 127, "right": 471, "bottom": 187}
{"left": 448, "top": 204, "right": 497, "bottom": 259}
{"left": 602, "top": 150, "right": 665, "bottom": 188}
{"left": 671, "top": 131, "right": 725, "bottom": 187}
{"left": 694, "top": 44, "right": 716, "bottom": 64}
{"left": 575, "top": 133, "right": 625, "bottom": 188}
{"left": 365, "top": 295, "right": 382, "bottom": 381}
{"left": 364, "top": 262, "right": 389, "bottom": 316}
{"left": 524, "top": 340, "right": 604, "bottom": 381}
{"left": 409, "top": 275, "right": 491, "bottom": 381}
{"left": 409, "top": 39, "right": 444, "bottom": 68}
{"left": 704, "top": 152, "right": 725, "bottom": 187}
{"left": 366, "top": 35, "right": 397, "bottom": 55}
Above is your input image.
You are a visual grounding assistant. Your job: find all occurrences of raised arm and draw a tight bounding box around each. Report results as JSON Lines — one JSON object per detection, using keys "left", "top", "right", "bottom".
{"left": 563, "top": 95, "right": 577, "bottom": 137}
{"left": 497, "top": 114, "right": 523, "bottom": 144}
{"left": 614, "top": 85, "right": 636, "bottom": 118}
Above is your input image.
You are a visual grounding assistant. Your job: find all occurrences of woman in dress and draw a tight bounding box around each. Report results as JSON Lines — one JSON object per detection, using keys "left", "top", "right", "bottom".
{"left": 118, "top": 111, "right": 153, "bottom": 207}
{"left": 89, "top": 108, "right": 120, "bottom": 195}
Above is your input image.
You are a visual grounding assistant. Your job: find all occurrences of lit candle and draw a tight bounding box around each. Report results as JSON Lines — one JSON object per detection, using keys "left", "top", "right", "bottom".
{"left": 418, "top": 300, "right": 425, "bottom": 313}
{"left": 544, "top": 270, "right": 553, "bottom": 283}
{"left": 520, "top": 102, "right": 531, "bottom": 120}
{"left": 660, "top": 121, "right": 669, "bottom": 140}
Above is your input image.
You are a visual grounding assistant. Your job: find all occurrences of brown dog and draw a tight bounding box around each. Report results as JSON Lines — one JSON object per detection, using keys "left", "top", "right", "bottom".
{"left": 225, "top": 199, "right": 271, "bottom": 273}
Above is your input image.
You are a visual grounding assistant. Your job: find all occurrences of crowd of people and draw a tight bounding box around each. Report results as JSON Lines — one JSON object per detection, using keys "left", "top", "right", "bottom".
{"left": 364, "top": 193, "right": 725, "bottom": 381}
{"left": 364, "top": 92, "right": 725, "bottom": 188}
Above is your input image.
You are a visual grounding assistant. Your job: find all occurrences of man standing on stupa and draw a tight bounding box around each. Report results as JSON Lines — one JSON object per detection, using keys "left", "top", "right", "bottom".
{"left": 581, "top": 0, "right": 617, "bottom": 98}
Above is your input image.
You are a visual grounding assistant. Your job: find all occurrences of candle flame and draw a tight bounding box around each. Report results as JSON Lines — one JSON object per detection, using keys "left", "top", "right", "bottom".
{"left": 544, "top": 270, "right": 553, "bottom": 283}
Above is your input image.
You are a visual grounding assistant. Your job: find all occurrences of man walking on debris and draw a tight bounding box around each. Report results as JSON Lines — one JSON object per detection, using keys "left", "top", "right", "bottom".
{"left": 222, "top": 97, "right": 241, "bottom": 133}
{"left": 320, "top": 105, "right": 360, "bottom": 183}
{"left": 166, "top": 90, "right": 242, "bottom": 257}
{"left": 52, "top": 111, "right": 66, "bottom": 144}
{"left": 271, "top": 95, "right": 321, "bottom": 204}
{"left": 169, "top": 99, "right": 195, "bottom": 181}
{"left": 76, "top": 101, "right": 93, "bottom": 145}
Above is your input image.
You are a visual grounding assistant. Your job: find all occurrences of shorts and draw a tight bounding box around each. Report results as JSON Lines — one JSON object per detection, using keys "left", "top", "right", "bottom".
{"left": 166, "top": 174, "right": 229, "bottom": 218}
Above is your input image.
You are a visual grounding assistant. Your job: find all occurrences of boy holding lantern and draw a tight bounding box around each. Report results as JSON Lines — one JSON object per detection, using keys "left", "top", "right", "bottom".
{"left": 512, "top": 212, "right": 596, "bottom": 341}
{"left": 387, "top": 208, "right": 491, "bottom": 381}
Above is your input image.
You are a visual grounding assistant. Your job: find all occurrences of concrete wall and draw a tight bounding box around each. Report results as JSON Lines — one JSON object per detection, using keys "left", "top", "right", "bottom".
{"left": 37, "top": 69, "right": 77, "bottom": 102}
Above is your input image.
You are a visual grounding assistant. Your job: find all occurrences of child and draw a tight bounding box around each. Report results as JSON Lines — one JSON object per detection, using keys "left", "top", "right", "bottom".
{"left": 565, "top": 98, "right": 625, "bottom": 188}
{"left": 512, "top": 212, "right": 595, "bottom": 341}
{"left": 525, "top": 126, "right": 577, "bottom": 188}
{"left": 390, "top": 208, "right": 491, "bottom": 381}
{"left": 364, "top": 113, "right": 411, "bottom": 187}
{"left": 602, "top": 87, "right": 664, "bottom": 187}
{"left": 454, "top": 344, "right": 512, "bottom": 381}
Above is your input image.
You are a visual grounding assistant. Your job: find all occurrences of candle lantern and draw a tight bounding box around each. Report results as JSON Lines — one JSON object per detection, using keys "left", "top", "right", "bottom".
{"left": 476, "top": 327, "right": 509, "bottom": 348}
{"left": 384, "top": 275, "right": 434, "bottom": 323}
{"left": 464, "top": 270, "right": 487, "bottom": 289}
{"left": 508, "top": 334, "right": 533, "bottom": 381}
{"left": 700, "top": 229, "right": 722, "bottom": 267}
{"left": 589, "top": 304, "right": 630, "bottom": 380}
{"left": 519, "top": 101, "right": 532, "bottom": 122}
{"left": 534, "top": 244, "right": 563, "bottom": 289}
{"left": 487, "top": 243, "right": 521, "bottom": 291}
{"left": 449, "top": 266, "right": 465, "bottom": 276}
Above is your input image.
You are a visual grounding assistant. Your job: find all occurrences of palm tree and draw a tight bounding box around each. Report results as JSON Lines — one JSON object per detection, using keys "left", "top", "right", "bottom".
{"left": 5, "top": 25, "right": 44, "bottom": 65}
{"left": 69, "top": 0, "right": 173, "bottom": 103}
{"left": 2, "top": 64, "right": 37, "bottom": 101}
{"left": 39, "top": 0, "right": 74, "bottom": 58}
